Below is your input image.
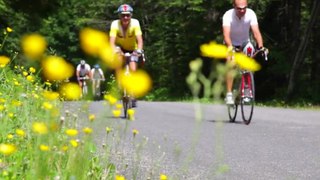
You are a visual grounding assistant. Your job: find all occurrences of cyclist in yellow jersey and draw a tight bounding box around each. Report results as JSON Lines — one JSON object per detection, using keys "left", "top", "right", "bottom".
{"left": 109, "top": 4, "right": 144, "bottom": 72}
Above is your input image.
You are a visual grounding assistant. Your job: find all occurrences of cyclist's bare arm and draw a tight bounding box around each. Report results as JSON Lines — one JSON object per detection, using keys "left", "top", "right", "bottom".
{"left": 251, "top": 24, "right": 263, "bottom": 48}
{"left": 222, "top": 26, "right": 232, "bottom": 48}
{"left": 109, "top": 36, "right": 117, "bottom": 52}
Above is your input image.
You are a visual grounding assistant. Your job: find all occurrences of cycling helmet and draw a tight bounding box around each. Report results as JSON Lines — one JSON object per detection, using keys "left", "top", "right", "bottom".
{"left": 117, "top": 4, "right": 133, "bottom": 14}
{"left": 80, "top": 60, "right": 86, "bottom": 65}
{"left": 94, "top": 64, "right": 100, "bottom": 69}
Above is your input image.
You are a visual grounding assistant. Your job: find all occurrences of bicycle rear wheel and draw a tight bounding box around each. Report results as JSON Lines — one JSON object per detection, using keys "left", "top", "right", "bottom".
{"left": 241, "top": 72, "right": 255, "bottom": 125}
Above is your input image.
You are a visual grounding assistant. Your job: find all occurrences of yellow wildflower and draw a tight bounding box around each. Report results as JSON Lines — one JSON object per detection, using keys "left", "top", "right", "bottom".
{"left": 0, "top": 56, "right": 10, "bottom": 67}
{"left": 83, "top": 127, "right": 93, "bottom": 134}
{"left": 0, "top": 144, "right": 16, "bottom": 156}
{"left": 12, "top": 100, "right": 22, "bottom": 106}
{"left": 43, "top": 90, "right": 60, "bottom": 101}
{"left": 234, "top": 52, "right": 261, "bottom": 71}
{"left": 106, "top": 127, "right": 112, "bottom": 134}
{"left": 115, "top": 175, "right": 126, "bottom": 180}
{"left": 61, "top": 145, "right": 68, "bottom": 152}
{"left": 200, "top": 41, "right": 229, "bottom": 59}
{"left": 65, "top": 129, "right": 78, "bottom": 137}
{"left": 127, "top": 109, "right": 135, "bottom": 121}
{"left": 160, "top": 174, "right": 168, "bottom": 180}
{"left": 29, "top": 67, "right": 36, "bottom": 73}
{"left": 0, "top": 105, "right": 5, "bottom": 111}
{"left": 132, "top": 129, "right": 139, "bottom": 137}
{"left": 42, "top": 102, "right": 53, "bottom": 110}
{"left": 70, "top": 139, "right": 78, "bottom": 147}
{"left": 39, "top": 145, "right": 50, "bottom": 151}
{"left": 59, "top": 82, "right": 81, "bottom": 100}
{"left": 79, "top": 28, "right": 109, "bottom": 56}
{"left": 104, "top": 94, "right": 118, "bottom": 105}
{"left": 22, "top": 71, "right": 28, "bottom": 76}
{"left": 42, "top": 56, "right": 74, "bottom": 81}
{"left": 21, "top": 33, "right": 47, "bottom": 59}
{"left": 88, "top": 114, "right": 95, "bottom": 121}
{"left": 8, "top": 113, "right": 14, "bottom": 118}
{"left": 16, "top": 129, "right": 26, "bottom": 137}
{"left": 26, "top": 75, "right": 34, "bottom": 82}
{"left": 32, "top": 122, "right": 48, "bottom": 135}
{"left": 112, "top": 109, "right": 121, "bottom": 117}
{"left": 0, "top": 98, "right": 5, "bottom": 103}
{"left": 117, "top": 69, "right": 152, "bottom": 98}
{"left": 6, "top": 27, "right": 13, "bottom": 33}
{"left": 116, "top": 103, "right": 123, "bottom": 109}
{"left": 7, "top": 134, "right": 14, "bottom": 139}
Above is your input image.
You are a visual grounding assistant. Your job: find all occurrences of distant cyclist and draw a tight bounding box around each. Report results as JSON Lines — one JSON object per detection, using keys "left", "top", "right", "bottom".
{"left": 222, "top": 0, "right": 265, "bottom": 105}
{"left": 109, "top": 4, "right": 144, "bottom": 107}
{"left": 91, "top": 64, "right": 105, "bottom": 96}
{"left": 76, "top": 60, "right": 91, "bottom": 89}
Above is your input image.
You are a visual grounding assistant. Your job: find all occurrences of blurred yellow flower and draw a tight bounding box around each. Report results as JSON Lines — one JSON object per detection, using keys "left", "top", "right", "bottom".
{"left": 0, "top": 144, "right": 16, "bottom": 156}
{"left": 7, "top": 134, "right": 14, "bottom": 139}
{"left": 45, "top": 81, "right": 52, "bottom": 86}
{"left": 127, "top": 109, "right": 135, "bottom": 121}
{"left": 83, "top": 127, "right": 93, "bottom": 134}
{"left": 132, "top": 129, "right": 139, "bottom": 136}
{"left": 112, "top": 109, "right": 121, "bottom": 117}
{"left": 59, "top": 82, "right": 81, "bottom": 100}
{"left": 115, "top": 175, "right": 126, "bottom": 180}
{"left": 99, "top": 47, "right": 121, "bottom": 69}
{"left": 43, "top": 90, "right": 60, "bottom": 100}
{"left": 12, "top": 100, "right": 22, "bottom": 106}
{"left": 32, "top": 122, "right": 48, "bottom": 135}
{"left": 42, "top": 102, "right": 53, "bottom": 110}
{"left": 116, "top": 103, "right": 123, "bottom": 109}
{"left": 22, "top": 71, "right": 28, "bottom": 76}
{"left": 106, "top": 127, "right": 112, "bottom": 134}
{"left": 65, "top": 129, "right": 78, "bottom": 137}
{"left": 104, "top": 94, "right": 118, "bottom": 105}
{"left": 0, "top": 105, "right": 5, "bottom": 111}
{"left": 29, "top": 67, "right": 36, "bottom": 73}
{"left": 117, "top": 70, "right": 152, "bottom": 98}
{"left": 200, "top": 41, "right": 228, "bottom": 59}
{"left": 6, "top": 27, "right": 13, "bottom": 33}
{"left": 80, "top": 28, "right": 109, "bottom": 56}
{"left": 42, "top": 56, "right": 74, "bottom": 81}
{"left": 8, "top": 113, "right": 14, "bottom": 118}
{"left": 234, "top": 52, "right": 261, "bottom": 71}
{"left": 39, "top": 145, "right": 50, "bottom": 151}
{"left": 26, "top": 75, "right": 34, "bottom": 82}
{"left": 21, "top": 33, "right": 47, "bottom": 59}
{"left": 61, "top": 145, "right": 68, "bottom": 152}
{"left": 0, "top": 56, "right": 10, "bottom": 67}
{"left": 0, "top": 98, "right": 5, "bottom": 103}
{"left": 70, "top": 139, "right": 78, "bottom": 147}
{"left": 16, "top": 129, "right": 26, "bottom": 137}
{"left": 160, "top": 174, "right": 167, "bottom": 180}
{"left": 88, "top": 114, "right": 95, "bottom": 121}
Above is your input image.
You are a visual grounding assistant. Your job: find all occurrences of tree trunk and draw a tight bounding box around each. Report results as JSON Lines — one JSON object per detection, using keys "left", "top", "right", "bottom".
{"left": 286, "top": 0, "right": 320, "bottom": 101}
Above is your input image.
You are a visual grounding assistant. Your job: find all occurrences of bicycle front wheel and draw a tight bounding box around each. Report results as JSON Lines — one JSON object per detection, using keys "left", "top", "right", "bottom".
{"left": 241, "top": 72, "right": 255, "bottom": 125}
{"left": 122, "top": 96, "right": 132, "bottom": 118}
{"left": 228, "top": 104, "right": 238, "bottom": 122}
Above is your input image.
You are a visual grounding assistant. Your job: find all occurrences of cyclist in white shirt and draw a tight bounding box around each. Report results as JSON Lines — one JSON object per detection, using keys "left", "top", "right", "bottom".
{"left": 222, "top": 0, "right": 264, "bottom": 104}
{"left": 91, "top": 64, "right": 105, "bottom": 96}
{"left": 76, "top": 60, "right": 91, "bottom": 88}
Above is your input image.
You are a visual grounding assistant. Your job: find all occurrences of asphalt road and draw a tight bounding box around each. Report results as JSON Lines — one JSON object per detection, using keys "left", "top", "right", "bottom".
{"left": 65, "top": 101, "right": 320, "bottom": 180}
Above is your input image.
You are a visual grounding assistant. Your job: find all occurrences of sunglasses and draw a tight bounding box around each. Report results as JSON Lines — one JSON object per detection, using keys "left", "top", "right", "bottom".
{"left": 120, "top": 14, "right": 132, "bottom": 18}
{"left": 235, "top": 6, "right": 247, "bottom": 11}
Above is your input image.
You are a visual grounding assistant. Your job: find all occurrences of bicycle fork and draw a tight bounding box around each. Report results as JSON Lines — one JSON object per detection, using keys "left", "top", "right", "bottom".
{"left": 241, "top": 72, "right": 253, "bottom": 98}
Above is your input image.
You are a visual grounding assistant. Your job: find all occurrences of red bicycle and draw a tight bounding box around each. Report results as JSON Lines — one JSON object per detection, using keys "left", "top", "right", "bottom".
{"left": 228, "top": 43, "right": 268, "bottom": 125}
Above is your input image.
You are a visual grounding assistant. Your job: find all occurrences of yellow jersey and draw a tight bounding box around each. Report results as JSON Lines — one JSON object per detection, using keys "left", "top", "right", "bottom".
{"left": 109, "top": 18, "right": 142, "bottom": 51}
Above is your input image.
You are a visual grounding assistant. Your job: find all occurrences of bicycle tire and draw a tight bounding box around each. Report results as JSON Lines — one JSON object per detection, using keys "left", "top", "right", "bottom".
{"left": 228, "top": 74, "right": 241, "bottom": 123}
{"left": 241, "top": 72, "right": 255, "bottom": 125}
{"left": 228, "top": 104, "right": 238, "bottom": 122}
{"left": 122, "top": 96, "right": 133, "bottom": 118}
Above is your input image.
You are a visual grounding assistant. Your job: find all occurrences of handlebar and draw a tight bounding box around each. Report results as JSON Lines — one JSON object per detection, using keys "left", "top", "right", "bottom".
{"left": 252, "top": 48, "right": 269, "bottom": 61}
